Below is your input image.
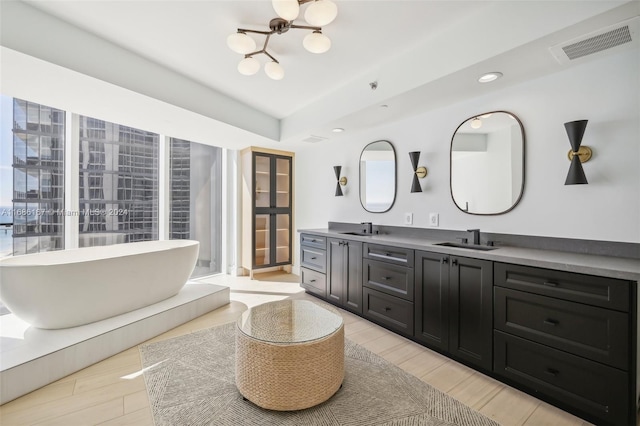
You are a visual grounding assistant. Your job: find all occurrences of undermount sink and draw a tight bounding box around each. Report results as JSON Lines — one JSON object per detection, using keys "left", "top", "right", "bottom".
{"left": 435, "top": 242, "right": 498, "bottom": 251}
{"left": 340, "top": 231, "right": 374, "bottom": 236}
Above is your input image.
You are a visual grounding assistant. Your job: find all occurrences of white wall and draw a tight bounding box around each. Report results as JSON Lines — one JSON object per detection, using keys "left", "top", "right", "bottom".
{"left": 294, "top": 48, "right": 640, "bottom": 244}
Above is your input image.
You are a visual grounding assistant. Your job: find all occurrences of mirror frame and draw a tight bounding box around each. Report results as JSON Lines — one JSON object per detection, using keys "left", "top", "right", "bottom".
{"left": 359, "top": 140, "right": 397, "bottom": 213}
{"left": 449, "top": 110, "right": 526, "bottom": 215}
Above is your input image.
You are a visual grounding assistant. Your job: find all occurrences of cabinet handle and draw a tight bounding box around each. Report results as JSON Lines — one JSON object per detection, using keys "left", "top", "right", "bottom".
{"left": 441, "top": 257, "right": 449, "bottom": 264}
{"left": 543, "top": 281, "right": 558, "bottom": 287}
{"left": 309, "top": 279, "right": 316, "bottom": 283}
{"left": 381, "top": 276, "right": 391, "bottom": 280}
{"left": 310, "top": 257, "right": 317, "bottom": 260}
{"left": 543, "top": 319, "right": 559, "bottom": 326}
{"left": 451, "top": 259, "right": 458, "bottom": 266}
{"left": 310, "top": 239, "right": 316, "bottom": 242}
{"left": 384, "top": 307, "right": 391, "bottom": 312}
{"left": 544, "top": 368, "right": 559, "bottom": 377}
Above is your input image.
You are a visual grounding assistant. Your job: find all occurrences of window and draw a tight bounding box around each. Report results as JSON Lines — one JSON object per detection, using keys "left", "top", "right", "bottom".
{"left": 1, "top": 96, "right": 225, "bottom": 275}
{"left": 169, "top": 139, "right": 223, "bottom": 276}
{"left": 78, "top": 116, "right": 158, "bottom": 247}
{"left": 10, "top": 99, "right": 65, "bottom": 255}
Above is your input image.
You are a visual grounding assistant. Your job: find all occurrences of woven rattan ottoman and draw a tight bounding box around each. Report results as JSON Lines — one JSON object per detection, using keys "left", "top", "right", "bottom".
{"left": 235, "top": 299, "right": 344, "bottom": 411}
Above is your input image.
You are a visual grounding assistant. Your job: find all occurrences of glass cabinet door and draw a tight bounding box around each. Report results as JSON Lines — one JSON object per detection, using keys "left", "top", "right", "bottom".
{"left": 254, "top": 214, "right": 270, "bottom": 266}
{"left": 255, "top": 154, "right": 271, "bottom": 208}
{"left": 275, "top": 157, "right": 290, "bottom": 208}
{"left": 275, "top": 213, "right": 290, "bottom": 264}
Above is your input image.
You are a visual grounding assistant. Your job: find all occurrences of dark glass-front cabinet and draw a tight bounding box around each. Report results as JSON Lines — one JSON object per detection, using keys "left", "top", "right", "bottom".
{"left": 327, "top": 238, "right": 363, "bottom": 313}
{"left": 415, "top": 251, "right": 493, "bottom": 371}
{"left": 241, "top": 148, "right": 293, "bottom": 277}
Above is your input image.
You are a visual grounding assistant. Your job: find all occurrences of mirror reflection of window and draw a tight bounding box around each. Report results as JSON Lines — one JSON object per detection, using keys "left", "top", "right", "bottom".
{"left": 451, "top": 112, "right": 525, "bottom": 215}
{"left": 359, "top": 141, "right": 396, "bottom": 213}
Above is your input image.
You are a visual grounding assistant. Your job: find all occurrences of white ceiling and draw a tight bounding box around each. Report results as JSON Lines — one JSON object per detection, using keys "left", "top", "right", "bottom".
{"left": 14, "top": 0, "right": 640, "bottom": 144}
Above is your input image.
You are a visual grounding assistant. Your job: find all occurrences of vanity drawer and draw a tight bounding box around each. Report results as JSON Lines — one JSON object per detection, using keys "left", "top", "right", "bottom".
{"left": 494, "top": 331, "right": 629, "bottom": 426}
{"left": 364, "top": 243, "right": 414, "bottom": 268}
{"left": 301, "top": 247, "right": 326, "bottom": 273}
{"left": 300, "top": 267, "right": 326, "bottom": 298}
{"left": 494, "top": 262, "right": 629, "bottom": 311}
{"left": 300, "top": 234, "right": 326, "bottom": 250}
{"left": 363, "top": 259, "right": 414, "bottom": 301}
{"left": 494, "top": 287, "right": 628, "bottom": 369}
{"left": 363, "top": 287, "right": 414, "bottom": 337}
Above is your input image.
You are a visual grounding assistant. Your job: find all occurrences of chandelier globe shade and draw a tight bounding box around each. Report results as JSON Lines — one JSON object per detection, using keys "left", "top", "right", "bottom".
{"left": 265, "top": 61, "right": 285, "bottom": 80}
{"left": 272, "top": 0, "right": 300, "bottom": 21}
{"left": 304, "top": 0, "right": 338, "bottom": 26}
{"left": 238, "top": 57, "right": 260, "bottom": 75}
{"left": 227, "top": 32, "right": 256, "bottom": 54}
{"left": 470, "top": 118, "right": 482, "bottom": 129}
{"left": 303, "top": 31, "right": 331, "bottom": 53}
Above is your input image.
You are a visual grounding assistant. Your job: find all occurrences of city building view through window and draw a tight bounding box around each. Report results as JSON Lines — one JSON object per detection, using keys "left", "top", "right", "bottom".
{"left": 78, "top": 116, "right": 159, "bottom": 247}
{"left": 0, "top": 95, "right": 223, "bottom": 278}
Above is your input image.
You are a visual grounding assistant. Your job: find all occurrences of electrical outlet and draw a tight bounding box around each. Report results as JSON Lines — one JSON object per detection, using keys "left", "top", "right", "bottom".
{"left": 429, "top": 213, "right": 439, "bottom": 227}
{"left": 404, "top": 212, "right": 413, "bottom": 225}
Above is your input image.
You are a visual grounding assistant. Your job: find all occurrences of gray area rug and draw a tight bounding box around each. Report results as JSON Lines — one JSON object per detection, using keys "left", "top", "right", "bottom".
{"left": 140, "top": 322, "right": 498, "bottom": 426}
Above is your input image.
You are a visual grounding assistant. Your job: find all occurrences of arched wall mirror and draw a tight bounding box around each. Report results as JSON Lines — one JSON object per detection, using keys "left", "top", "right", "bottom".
{"left": 360, "top": 140, "right": 396, "bottom": 213}
{"left": 450, "top": 111, "right": 525, "bottom": 215}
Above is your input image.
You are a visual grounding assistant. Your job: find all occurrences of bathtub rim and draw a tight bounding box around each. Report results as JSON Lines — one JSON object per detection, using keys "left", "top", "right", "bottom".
{"left": 0, "top": 239, "right": 199, "bottom": 267}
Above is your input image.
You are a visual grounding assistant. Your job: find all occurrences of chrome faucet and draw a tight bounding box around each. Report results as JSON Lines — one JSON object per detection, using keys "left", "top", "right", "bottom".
{"left": 467, "top": 229, "right": 480, "bottom": 245}
{"left": 361, "top": 222, "right": 373, "bottom": 234}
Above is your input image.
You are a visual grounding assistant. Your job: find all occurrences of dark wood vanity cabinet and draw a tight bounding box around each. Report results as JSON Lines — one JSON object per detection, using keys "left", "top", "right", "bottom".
{"left": 362, "top": 243, "right": 415, "bottom": 336}
{"left": 299, "top": 232, "right": 638, "bottom": 426}
{"left": 493, "top": 262, "right": 634, "bottom": 426}
{"left": 300, "top": 234, "right": 327, "bottom": 298}
{"left": 414, "top": 251, "right": 493, "bottom": 371}
{"left": 327, "top": 238, "right": 363, "bottom": 314}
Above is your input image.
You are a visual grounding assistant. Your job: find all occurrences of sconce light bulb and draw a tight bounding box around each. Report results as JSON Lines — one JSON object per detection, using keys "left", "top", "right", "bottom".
{"left": 470, "top": 118, "right": 482, "bottom": 129}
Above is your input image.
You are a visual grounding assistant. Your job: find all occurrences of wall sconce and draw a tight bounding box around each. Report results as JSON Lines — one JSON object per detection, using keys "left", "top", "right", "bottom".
{"left": 564, "top": 120, "right": 591, "bottom": 185}
{"left": 409, "top": 151, "right": 428, "bottom": 193}
{"left": 334, "top": 165, "right": 347, "bottom": 196}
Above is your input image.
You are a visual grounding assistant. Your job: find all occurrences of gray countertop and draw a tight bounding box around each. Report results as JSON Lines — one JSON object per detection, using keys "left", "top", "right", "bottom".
{"left": 298, "top": 228, "right": 640, "bottom": 281}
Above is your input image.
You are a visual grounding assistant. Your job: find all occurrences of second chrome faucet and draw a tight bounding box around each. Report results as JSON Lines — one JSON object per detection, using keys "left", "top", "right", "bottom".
{"left": 361, "top": 222, "right": 373, "bottom": 234}
{"left": 467, "top": 229, "right": 480, "bottom": 245}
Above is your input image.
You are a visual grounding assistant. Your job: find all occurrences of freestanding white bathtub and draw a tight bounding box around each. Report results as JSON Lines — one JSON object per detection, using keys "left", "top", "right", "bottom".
{"left": 0, "top": 240, "right": 199, "bottom": 329}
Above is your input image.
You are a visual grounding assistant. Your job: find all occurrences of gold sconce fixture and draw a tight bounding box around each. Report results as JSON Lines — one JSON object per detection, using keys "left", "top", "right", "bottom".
{"left": 564, "top": 120, "right": 591, "bottom": 185}
{"left": 334, "top": 165, "right": 347, "bottom": 196}
{"left": 409, "top": 151, "right": 428, "bottom": 193}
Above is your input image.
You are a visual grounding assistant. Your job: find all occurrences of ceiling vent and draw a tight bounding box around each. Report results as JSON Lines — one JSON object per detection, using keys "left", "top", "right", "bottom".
{"left": 301, "top": 135, "right": 328, "bottom": 143}
{"left": 550, "top": 16, "right": 638, "bottom": 64}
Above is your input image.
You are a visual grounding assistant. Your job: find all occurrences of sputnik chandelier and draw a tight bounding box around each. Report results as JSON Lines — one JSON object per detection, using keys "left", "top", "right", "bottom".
{"left": 227, "top": 0, "right": 338, "bottom": 80}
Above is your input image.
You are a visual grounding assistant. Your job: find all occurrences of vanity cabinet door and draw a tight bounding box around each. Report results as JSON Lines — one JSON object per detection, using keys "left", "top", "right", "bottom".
{"left": 415, "top": 252, "right": 493, "bottom": 371}
{"left": 327, "top": 238, "right": 363, "bottom": 314}
{"left": 415, "top": 251, "right": 449, "bottom": 352}
{"left": 449, "top": 256, "right": 493, "bottom": 371}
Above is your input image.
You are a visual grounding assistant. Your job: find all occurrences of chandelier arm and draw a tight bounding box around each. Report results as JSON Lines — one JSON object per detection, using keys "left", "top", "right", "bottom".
{"left": 263, "top": 51, "right": 279, "bottom": 63}
{"left": 298, "top": 0, "right": 315, "bottom": 4}
{"left": 289, "top": 24, "right": 322, "bottom": 31}
{"left": 237, "top": 28, "right": 274, "bottom": 36}
{"left": 244, "top": 49, "right": 266, "bottom": 58}
{"left": 263, "top": 33, "right": 272, "bottom": 51}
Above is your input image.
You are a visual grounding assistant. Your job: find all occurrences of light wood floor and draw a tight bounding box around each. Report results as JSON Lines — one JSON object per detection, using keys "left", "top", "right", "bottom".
{"left": 0, "top": 272, "right": 596, "bottom": 426}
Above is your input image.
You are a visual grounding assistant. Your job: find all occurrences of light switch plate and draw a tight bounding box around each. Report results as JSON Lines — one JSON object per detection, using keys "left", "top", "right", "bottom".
{"left": 404, "top": 212, "right": 413, "bottom": 225}
{"left": 429, "top": 213, "right": 439, "bottom": 227}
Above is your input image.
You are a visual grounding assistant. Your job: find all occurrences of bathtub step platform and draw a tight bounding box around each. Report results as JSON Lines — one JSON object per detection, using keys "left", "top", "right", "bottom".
{"left": 0, "top": 281, "right": 230, "bottom": 405}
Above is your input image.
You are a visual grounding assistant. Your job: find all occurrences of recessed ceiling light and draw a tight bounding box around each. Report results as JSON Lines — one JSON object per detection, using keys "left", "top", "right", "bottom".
{"left": 332, "top": 127, "right": 344, "bottom": 133}
{"left": 478, "top": 72, "right": 503, "bottom": 83}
